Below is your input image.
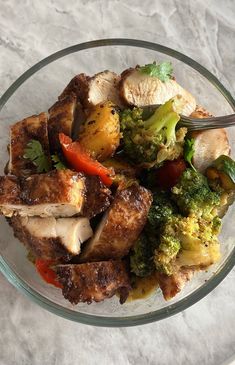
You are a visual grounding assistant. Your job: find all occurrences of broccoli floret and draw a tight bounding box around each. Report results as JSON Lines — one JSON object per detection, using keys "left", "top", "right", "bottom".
{"left": 154, "top": 233, "right": 181, "bottom": 275}
{"left": 154, "top": 213, "right": 221, "bottom": 275}
{"left": 171, "top": 168, "right": 220, "bottom": 218}
{"left": 176, "top": 215, "right": 221, "bottom": 267}
{"left": 147, "top": 191, "right": 177, "bottom": 236}
{"left": 130, "top": 234, "right": 155, "bottom": 277}
{"left": 120, "top": 96, "right": 187, "bottom": 166}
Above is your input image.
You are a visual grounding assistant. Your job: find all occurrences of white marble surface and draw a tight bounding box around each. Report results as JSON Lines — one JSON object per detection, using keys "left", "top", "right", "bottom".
{"left": 0, "top": 0, "right": 235, "bottom": 364}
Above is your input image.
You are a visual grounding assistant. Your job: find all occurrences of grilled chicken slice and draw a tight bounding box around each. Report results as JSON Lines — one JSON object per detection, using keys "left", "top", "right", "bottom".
{"left": 0, "top": 170, "right": 111, "bottom": 218}
{"left": 8, "top": 112, "right": 51, "bottom": 176}
{"left": 56, "top": 261, "right": 131, "bottom": 304}
{"left": 156, "top": 267, "right": 194, "bottom": 300}
{"left": 119, "top": 68, "right": 196, "bottom": 116}
{"left": 9, "top": 216, "right": 93, "bottom": 262}
{"left": 80, "top": 184, "right": 152, "bottom": 262}
{"left": 48, "top": 93, "right": 78, "bottom": 152}
{"left": 60, "top": 71, "right": 122, "bottom": 108}
{"left": 190, "top": 106, "right": 230, "bottom": 173}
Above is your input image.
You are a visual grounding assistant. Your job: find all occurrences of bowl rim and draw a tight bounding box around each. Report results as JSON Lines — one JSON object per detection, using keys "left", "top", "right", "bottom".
{"left": 0, "top": 38, "right": 235, "bottom": 327}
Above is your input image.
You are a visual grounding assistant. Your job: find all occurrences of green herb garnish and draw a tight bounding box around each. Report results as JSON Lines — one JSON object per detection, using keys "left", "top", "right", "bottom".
{"left": 184, "top": 138, "right": 196, "bottom": 171}
{"left": 23, "top": 140, "right": 51, "bottom": 173}
{"left": 51, "top": 154, "right": 66, "bottom": 170}
{"left": 139, "top": 61, "right": 173, "bottom": 82}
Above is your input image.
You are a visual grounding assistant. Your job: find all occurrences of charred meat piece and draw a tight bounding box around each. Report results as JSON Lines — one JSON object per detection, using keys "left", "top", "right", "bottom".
{"left": 60, "top": 71, "right": 122, "bottom": 108}
{"left": 119, "top": 68, "right": 196, "bottom": 116}
{"left": 156, "top": 267, "right": 194, "bottom": 300}
{"left": 80, "top": 184, "right": 153, "bottom": 262}
{"left": 189, "top": 106, "right": 230, "bottom": 173}
{"left": 9, "top": 112, "right": 51, "bottom": 176}
{"left": 9, "top": 216, "right": 93, "bottom": 262}
{"left": 56, "top": 261, "right": 131, "bottom": 304}
{"left": 0, "top": 170, "right": 111, "bottom": 218}
{"left": 48, "top": 93, "right": 78, "bottom": 153}
{"left": 59, "top": 73, "right": 90, "bottom": 102}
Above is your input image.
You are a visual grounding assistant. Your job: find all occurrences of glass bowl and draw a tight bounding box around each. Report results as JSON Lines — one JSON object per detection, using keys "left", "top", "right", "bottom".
{"left": 0, "top": 39, "right": 234, "bottom": 327}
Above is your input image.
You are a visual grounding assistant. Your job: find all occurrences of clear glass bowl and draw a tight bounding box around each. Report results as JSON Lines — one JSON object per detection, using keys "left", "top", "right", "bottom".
{"left": 0, "top": 39, "right": 234, "bottom": 327}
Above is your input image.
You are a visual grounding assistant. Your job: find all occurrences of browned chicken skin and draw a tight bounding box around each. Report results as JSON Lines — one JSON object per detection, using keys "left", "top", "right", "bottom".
{"left": 0, "top": 170, "right": 111, "bottom": 218}
{"left": 80, "top": 184, "right": 153, "bottom": 262}
{"left": 9, "top": 112, "right": 51, "bottom": 176}
{"left": 156, "top": 268, "right": 195, "bottom": 300}
{"left": 48, "top": 93, "right": 77, "bottom": 153}
{"left": 56, "top": 261, "right": 131, "bottom": 304}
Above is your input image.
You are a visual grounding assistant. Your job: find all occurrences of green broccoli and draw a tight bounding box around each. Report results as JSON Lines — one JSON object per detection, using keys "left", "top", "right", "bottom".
{"left": 146, "top": 191, "right": 177, "bottom": 236}
{"left": 120, "top": 96, "right": 187, "bottom": 166}
{"left": 154, "top": 213, "right": 221, "bottom": 274}
{"left": 130, "top": 233, "right": 155, "bottom": 277}
{"left": 171, "top": 168, "right": 220, "bottom": 218}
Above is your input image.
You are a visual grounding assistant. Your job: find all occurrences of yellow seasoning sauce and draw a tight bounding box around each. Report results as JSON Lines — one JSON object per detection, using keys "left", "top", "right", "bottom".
{"left": 127, "top": 272, "right": 159, "bottom": 302}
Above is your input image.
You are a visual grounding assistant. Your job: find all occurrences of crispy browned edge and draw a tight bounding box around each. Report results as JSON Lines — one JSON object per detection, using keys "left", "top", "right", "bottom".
{"left": 9, "top": 112, "right": 51, "bottom": 176}
{"left": 80, "top": 184, "right": 152, "bottom": 261}
{"left": 56, "top": 260, "right": 131, "bottom": 304}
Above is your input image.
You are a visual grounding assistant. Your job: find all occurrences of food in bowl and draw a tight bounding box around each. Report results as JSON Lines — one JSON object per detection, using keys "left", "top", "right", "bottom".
{"left": 0, "top": 61, "right": 234, "bottom": 305}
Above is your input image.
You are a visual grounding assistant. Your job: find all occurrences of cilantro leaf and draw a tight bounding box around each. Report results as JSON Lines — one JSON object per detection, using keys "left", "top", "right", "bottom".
{"left": 139, "top": 61, "right": 173, "bottom": 82}
{"left": 51, "top": 154, "right": 66, "bottom": 170}
{"left": 184, "top": 138, "right": 196, "bottom": 171}
{"left": 23, "top": 140, "right": 51, "bottom": 173}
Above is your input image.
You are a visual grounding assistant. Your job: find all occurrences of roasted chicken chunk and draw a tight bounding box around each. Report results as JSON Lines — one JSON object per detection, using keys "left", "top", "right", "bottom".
{"left": 156, "top": 268, "right": 194, "bottom": 300}
{"left": 8, "top": 112, "right": 51, "bottom": 176}
{"left": 56, "top": 261, "right": 131, "bottom": 304}
{"left": 80, "top": 184, "right": 152, "bottom": 262}
{"left": 48, "top": 93, "right": 77, "bottom": 152}
{"left": 60, "top": 71, "right": 122, "bottom": 108}
{"left": 190, "top": 106, "right": 230, "bottom": 173}
{"left": 0, "top": 170, "right": 111, "bottom": 218}
{"left": 119, "top": 68, "right": 196, "bottom": 116}
{"left": 9, "top": 216, "right": 93, "bottom": 262}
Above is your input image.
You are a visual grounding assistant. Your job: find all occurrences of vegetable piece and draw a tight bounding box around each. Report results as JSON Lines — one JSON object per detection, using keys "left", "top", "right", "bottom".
{"left": 51, "top": 154, "right": 66, "bottom": 170}
{"left": 184, "top": 138, "right": 196, "bottom": 171}
{"left": 35, "top": 259, "right": 62, "bottom": 288}
{"left": 130, "top": 234, "right": 155, "bottom": 277}
{"left": 78, "top": 101, "right": 120, "bottom": 161}
{"left": 59, "top": 133, "right": 113, "bottom": 186}
{"left": 120, "top": 95, "right": 187, "bottom": 166}
{"left": 154, "top": 233, "right": 181, "bottom": 275}
{"left": 139, "top": 61, "right": 173, "bottom": 82}
{"left": 171, "top": 168, "right": 220, "bottom": 218}
{"left": 150, "top": 158, "right": 187, "bottom": 190}
{"left": 23, "top": 140, "right": 51, "bottom": 173}
{"left": 206, "top": 155, "right": 235, "bottom": 191}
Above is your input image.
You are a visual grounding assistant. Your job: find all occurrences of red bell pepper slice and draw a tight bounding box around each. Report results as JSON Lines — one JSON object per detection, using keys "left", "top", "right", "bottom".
{"left": 35, "top": 259, "right": 62, "bottom": 288}
{"left": 59, "top": 133, "right": 113, "bottom": 186}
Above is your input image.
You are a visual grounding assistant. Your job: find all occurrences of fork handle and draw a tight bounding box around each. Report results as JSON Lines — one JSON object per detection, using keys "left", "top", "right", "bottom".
{"left": 180, "top": 113, "right": 235, "bottom": 131}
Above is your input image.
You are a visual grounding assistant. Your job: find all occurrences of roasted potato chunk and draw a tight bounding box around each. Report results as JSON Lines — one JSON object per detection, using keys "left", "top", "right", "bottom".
{"left": 78, "top": 101, "right": 120, "bottom": 161}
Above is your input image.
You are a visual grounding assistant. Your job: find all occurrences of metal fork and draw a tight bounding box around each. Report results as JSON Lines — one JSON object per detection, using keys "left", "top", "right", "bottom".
{"left": 179, "top": 113, "right": 235, "bottom": 131}
{"left": 142, "top": 105, "right": 235, "bottom": 131}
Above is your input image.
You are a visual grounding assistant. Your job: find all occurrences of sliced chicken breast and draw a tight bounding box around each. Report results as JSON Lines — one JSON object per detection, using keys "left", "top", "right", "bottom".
{"left": 80, "top": 184, "right": 153, "bottom": 262}
{"left": 9, "top": 216, "right": 93, "bottom": 262}
{"left": 9, "top": 112, "right": 51, "bottom": 176}
{"left": 156, "top": 267, "right": 194, "bottom": 300}
{"left": 119, "top": 68, "right": 196, "bottom": 116}
{"left": 0, "top": 170, "right": 111, "bottom": 218}
{"left": 48, "top": 93, "right": 77, "bottom": 152}
{"left": 56, "top": 261, "right": 131, "bottom": 304}
{"left": 190, "top": 106, "right": 230, "bottom": 173}
{"left": 59, "top": 71, "right": 122, "bottom": 108}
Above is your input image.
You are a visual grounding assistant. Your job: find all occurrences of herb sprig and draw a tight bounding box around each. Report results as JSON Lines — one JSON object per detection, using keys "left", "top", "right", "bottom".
{"left": 139, "top": 61, "right": 173, "bottom": 82}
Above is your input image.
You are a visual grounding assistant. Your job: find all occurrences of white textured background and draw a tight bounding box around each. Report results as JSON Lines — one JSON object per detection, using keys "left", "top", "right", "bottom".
{"left": 0, "top": 1, "right": 235, "bottom": 364}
